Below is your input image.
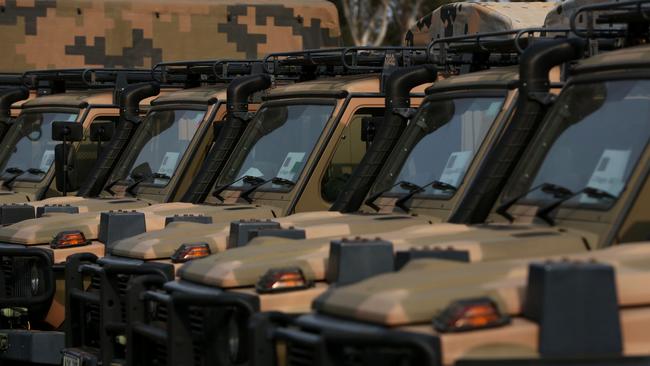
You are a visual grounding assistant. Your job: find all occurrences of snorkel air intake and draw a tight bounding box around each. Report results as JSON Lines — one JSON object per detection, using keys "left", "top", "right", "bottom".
{"left": 76, "top": 82, "right": 160, "bottom": 197}
{"left": 449, "top": 37, "right": 585, "bottom": 224}
{"left": 0, "top": 86, "right": 29, "bottom": 138}
{"left": 181, "top": 73, "right": 272, "bottom": 203}
{"left": 330, "top": 64, "right": 437, "bottom": 212}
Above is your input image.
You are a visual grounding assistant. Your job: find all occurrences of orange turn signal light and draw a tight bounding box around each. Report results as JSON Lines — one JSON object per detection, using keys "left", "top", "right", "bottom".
{"left": 50, "top": 230, "right": 91, "bottom": 249}
{"left": 171, "top": 243, "right": 211, "bottom": 263}
{"left": 256, "top": 267, "right": 313, "bottom": 294}
{"left": 433, "top": 297, "right": 509, "bottom": 332}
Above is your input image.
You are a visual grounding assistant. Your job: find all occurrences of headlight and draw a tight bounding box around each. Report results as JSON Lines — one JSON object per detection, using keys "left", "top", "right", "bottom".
{"left": 227, "top": 315, "right": 241, "bottom": 363}
{"left": 30, "top": 263, "right": 39, "bottom": 295}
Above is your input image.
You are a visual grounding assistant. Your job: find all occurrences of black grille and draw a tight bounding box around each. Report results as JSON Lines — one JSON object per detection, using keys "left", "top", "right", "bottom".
{"left": 188, "top": 307, "right": 207, "bottom": 366}
{"left": 287, "top": 340, "right": 317, "bottom": 366}
{"left": 332, "top": 345, "right": 421, "bottom": 366}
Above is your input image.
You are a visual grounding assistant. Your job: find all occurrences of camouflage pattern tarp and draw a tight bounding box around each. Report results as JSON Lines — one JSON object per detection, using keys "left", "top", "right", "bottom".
{"left": 408, "top": 2, "right": 556, "bottom": 46}
{"left": 0, "top": 0, "right": 341, "bottom": 72}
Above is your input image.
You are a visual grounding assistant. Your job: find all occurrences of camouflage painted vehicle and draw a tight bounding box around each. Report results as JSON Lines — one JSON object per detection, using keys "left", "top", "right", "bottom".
{"left": 262, "top": 242, "right": 650, "bottom": 366}
{"left": 115, "top": 26, "right": 588, "bottom": 366}
{"left": 407, "top": 1, "right": 555, "bottom": 46}
{"left": 0, "top": 0, "right": 341, "bottom": 72}
{"left": 0, "top": 68, "right": 165, "bottom": 205}
{"left": 99, "top": 1, "right": 558, "bottom": 275}
{"left": 0, "top": 62, "right": 273, "bottom": 364}
{"left": 252, "top": 2, "right": 650, "bottom": 365}
{"left": 61, "top": 48, "right": 435, "bottom": 366}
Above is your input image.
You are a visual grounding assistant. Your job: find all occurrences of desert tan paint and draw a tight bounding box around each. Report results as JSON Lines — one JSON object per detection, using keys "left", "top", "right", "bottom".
{"left": 0, "top": 0, "right": 341, "bottom": 72}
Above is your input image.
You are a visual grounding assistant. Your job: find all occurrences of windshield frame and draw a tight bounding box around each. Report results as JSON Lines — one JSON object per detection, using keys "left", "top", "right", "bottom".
{"left": 214, "top": 98, "right": 340, "bottom": 195}
{"left": 0, "top": 106, "right": 83, "bottom": 184}
{"left": 106, "top": 103, "right": 213, "bottom": 192}
{"left": 366, "top": 89, "right": 508, "bottom": 203}
{"left": 500, "top": 74, "right": 650, "bottom": 213}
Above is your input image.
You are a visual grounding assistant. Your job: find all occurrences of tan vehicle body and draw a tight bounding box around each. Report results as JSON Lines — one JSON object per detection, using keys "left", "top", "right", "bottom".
{"left": 123, "top": 68, "right": 521, "bottom": 269}
{"left": 53, "top": 76, "right": 428, "bottom": 264}
{"left": 170, "top": 1, "right": 650, "bottom": 313}
{"left": 305, "top": 243, "right": 650, "bottom": 365}
{"left": 0, "top": 89, "right": 159, "bottom": 204}
{"left": 103, "top": 1, "right": 556, "bottom": 263}
{"left": 0, "top": 0, "right": 340, "bottom": 72}
{"left": 0, "top": 85, "right": 235, "bottom": 328}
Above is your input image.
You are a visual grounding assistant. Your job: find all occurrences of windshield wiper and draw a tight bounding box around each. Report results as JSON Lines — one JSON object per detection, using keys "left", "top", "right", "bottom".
{"left": 2, "top": 167, "right": 25, "bottom": 190}
{"left": 212, "top": 175, "right": 265, "bottom": 202}
{"left": 239, "top": 176, "right": 296, "bottom": 203}
{"left": 394, "top": 179, "right": 458, "bottom": 213}
{"left": 495, "top": 183, "right": 572, "bottom": 223}
{"left": 364, "top": 180, "right": 421, "bottom": 212}
{"left": 103, "top": 179, "right": 120, "bottom": 196}
{"left": 125, "top": 174, "right": 154, "bottom": 197}
{"left": 26, "top": 168, "right": 47, "bottom": 175}
{"left": 536, "top": 186, "right": 616, "bottom": 226}
{"left": 152, "top": 173, "right": 171, "bottom": 181}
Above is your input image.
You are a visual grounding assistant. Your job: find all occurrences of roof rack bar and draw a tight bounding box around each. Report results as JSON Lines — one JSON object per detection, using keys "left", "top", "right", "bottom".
{"left": 152, "top": 59, "right": 264, "bottom": 85}
{"left": 0, "top": 73, "right": 26, "bottom": 87}
{"left": 22, "top": 68, "right": 155, "bottom": 90}
{"left": 341, "top": 47, "right": 428, "bottom": 71}
{"left": 263, "top": 47, "right": 430, "bottom": 77}
{"left": 570, "top": 0, "right": 650, "bottom": 38}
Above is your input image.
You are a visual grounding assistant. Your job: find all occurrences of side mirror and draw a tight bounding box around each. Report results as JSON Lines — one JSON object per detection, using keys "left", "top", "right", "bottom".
{"left": 361, "top": 117, "right": 383, "bottom": 142}
{"left": 52, "top": 121, "right": 83, "bottom": 142}
{"left": 52, "top": 121, "right": 82, "bottom": 196}
{"left": 90, "top": 120, "right": 115, "bottom": 142}
{"left": 55, "top": 143, "right": 79, "bottom": 193}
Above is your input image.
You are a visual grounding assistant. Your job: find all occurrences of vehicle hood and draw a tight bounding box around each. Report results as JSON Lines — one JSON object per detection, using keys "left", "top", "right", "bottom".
{"left": 110, "top": 210, "right": 435, "bottom": 260}
{"left": 0, "top": 202, "right": 217, "bottom": 245}
{"left": 312, "top": 243, "right": 650, "bottom": 326}
{"left": 28, "top": 196, "right": 148, "bottom": 212}
{"left": 179, "top": 224, "right": 592, "bottom": 289}
{"left": 109, "top": 204, "right": 278, "bottom": 259}
{"left": 178, "top": 223, "right": 476, "bottom": 288}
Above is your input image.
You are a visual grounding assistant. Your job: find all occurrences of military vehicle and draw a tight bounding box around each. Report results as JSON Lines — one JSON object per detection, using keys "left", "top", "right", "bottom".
{"left": 250, "top": 2, "right": 650, "bottom": 365}
{"left": 0, "top": 61, "right": 274, "bottom": 365}
{"left": 60, "top": 47, "right": 435, "bottom": 366}
{"left": 0, "top": 0, "right": 341, "bottom": 72}
{"left": 113, "top": 18, "right": 590, "bottom": 366}
{"left": 262, "top": 243, "right": 650, "bottom": 366}
{"left": 96, "top": 1, "right": 558, "bottom": 276}
{"left": 0, "top": 68, "right": 165, "bottom": 204}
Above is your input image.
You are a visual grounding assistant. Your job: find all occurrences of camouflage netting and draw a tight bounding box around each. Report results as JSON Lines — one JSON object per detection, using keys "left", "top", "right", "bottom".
{"left": 0, "top": 0, "right": 341, "bottom": 72}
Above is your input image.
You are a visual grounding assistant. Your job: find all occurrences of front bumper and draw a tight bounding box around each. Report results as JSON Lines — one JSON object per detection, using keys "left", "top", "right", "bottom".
{"left": 128, "top": 280, "right": 260, "bottom": 366}
{"left": 64, "top": 254, "right": 174, "bottom": 365}
{"left": 259, "top": 313, "right": 650, "bottom": 366}
{"left": 254, "top": 312, "right": 439, "bottom": 366}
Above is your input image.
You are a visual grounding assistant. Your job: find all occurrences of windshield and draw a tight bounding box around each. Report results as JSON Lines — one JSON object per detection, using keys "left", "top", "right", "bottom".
{"left": 369, "top": 96, "right": 503, "bottom": 199}
{"left": 1, "top": 111, "right": 78, "bottom": 182}
{"left": 218, "top": 103, "right": 334, "bottom": 190}
{"left": 507, "top": 79, "right": 650, "bottom": 209}
{"left": 123, "top": 109, "right": 205, "bottom": 187}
